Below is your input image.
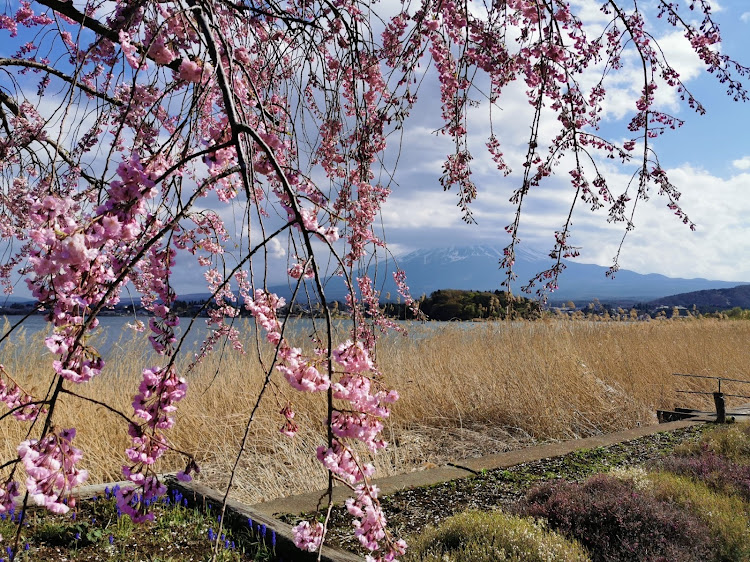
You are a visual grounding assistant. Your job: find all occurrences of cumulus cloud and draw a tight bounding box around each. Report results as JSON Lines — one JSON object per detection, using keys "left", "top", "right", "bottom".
{"left": 513, "top": 163, "right": 750, "bottom": 283}
{"left": 740, "top": 12, "right": 750, "bottom": 23}
{"left": 384, "top": 92, "right": 750, "bottom": 282}
{"left": 616, "top": 166, "right": 750, "bottom": 280}
{"left": 373, "top": 2, "right": 750, "bottom": 283}
{"left": 267, "top": 237, "right": 286, "bottom": 259}
{"left": 104, "top": 4, "right": 750, "bottom": 294}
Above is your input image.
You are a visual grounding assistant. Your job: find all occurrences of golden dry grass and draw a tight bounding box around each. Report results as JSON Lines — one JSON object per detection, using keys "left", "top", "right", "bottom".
{"left": 1, "top": 317, "right": 749, "bottom": 505}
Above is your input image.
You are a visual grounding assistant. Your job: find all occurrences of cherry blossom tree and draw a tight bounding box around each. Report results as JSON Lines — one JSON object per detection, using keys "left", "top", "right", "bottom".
{"left": 0, "top": 0, "right": 746, "bottom": 559}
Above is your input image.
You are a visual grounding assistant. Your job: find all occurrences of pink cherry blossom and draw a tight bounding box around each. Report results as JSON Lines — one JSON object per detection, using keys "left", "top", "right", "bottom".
{"left": 18, "top": 428, "right": 88, "bottom": 514}
{"left": 293, "top": 520, "right": 325, "bottom": 552}
{"left": 179, "top": 59, "right": 203, "bottom": 83}
{"left": 333, "top": 340, "right": 374, "bottom": 373}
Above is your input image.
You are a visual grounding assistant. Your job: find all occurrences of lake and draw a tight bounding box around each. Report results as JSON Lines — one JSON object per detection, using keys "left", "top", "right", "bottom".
{"left": 0, "top": 314, "right": 518, "bottom": 360}
{"left": 0, "top": 315, "right": 419, "bottom": 356}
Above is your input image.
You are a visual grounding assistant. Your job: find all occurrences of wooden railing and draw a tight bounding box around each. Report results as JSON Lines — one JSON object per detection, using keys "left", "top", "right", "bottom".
{"left": 673, "top": 373, "right": 750, "bottom": 423}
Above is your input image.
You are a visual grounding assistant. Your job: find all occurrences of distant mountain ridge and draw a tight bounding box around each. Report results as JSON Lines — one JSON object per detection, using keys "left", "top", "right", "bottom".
{"left": 368, "top": 245, "right": 747, "bottom": 305}
{"left": 5, "top": 245, "right": 738, "bottom": 310}
{"left": 647, "top": 284, "right": 750, "bottom": 310}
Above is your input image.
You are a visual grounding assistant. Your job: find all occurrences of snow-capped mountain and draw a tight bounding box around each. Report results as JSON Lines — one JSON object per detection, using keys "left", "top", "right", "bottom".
{"left": 402, "top": 245, "right": 545, "bottom": 266}
{"left": 258, "top": 244, "right": 746, "bottom": 306}
{"left": 362, "top": 245, "right": 747, "bottom": 305}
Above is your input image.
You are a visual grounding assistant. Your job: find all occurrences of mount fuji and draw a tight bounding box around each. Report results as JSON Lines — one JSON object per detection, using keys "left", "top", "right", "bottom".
{"left": 346, "top": 245, "right": 748, "bottom": 305}
{"left": 168, "top": 245, "right": 747, "bottom": 308}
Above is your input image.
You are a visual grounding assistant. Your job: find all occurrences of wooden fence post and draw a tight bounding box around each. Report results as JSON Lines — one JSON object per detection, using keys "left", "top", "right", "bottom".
{"left": 713, "top": 392, "right": 726, "bottom": 423}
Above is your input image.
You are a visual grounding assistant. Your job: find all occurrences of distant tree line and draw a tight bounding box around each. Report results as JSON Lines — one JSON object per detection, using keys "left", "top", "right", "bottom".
{"left": 383, "top": 289, "right": 541, "bottom": 321}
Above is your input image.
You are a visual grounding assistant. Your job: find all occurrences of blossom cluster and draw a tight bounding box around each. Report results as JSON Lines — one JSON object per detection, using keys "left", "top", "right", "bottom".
{"left": 242, "top": 281, "right": 402, "bottom": 555}
{"left": 244, "top": 289, "right": 330, "bottom": 397}
{"left": 347, "top": 485, "right": 407, "bottom": 560}
{"left": 23, "top": 151, "right": 166, "bottom": 389}
{"left": 0, "top": 478, "right": 19, "bottom": 514}
{"left": 0, "top": 364, "right": 45, "bottom": 421}
{"left": 290, "top": 333, "right": 402, "bottom": 556}
{"left": 117, "top": 366, "right": 188, "bottom": 522}
{"left": 17, "top": 428, "right": 88, "bottom": 514}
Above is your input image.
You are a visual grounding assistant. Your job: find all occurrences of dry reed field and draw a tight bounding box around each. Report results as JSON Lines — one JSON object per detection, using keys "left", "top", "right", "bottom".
{"left": 2, "top": 317, "right": 749, "bottom": 505}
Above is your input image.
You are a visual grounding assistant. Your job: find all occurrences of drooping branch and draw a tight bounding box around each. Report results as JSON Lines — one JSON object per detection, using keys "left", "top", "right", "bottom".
{"left": 0, "top": 58, "right": 122, "bottom": 105}
{"left": 36, "top": 0, "right": 123, "bottom": 43}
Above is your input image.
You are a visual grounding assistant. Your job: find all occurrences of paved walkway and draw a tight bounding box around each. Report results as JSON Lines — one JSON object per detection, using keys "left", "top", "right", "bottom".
{"left": 251, "top": 418, "right": 713, "bottom": 516}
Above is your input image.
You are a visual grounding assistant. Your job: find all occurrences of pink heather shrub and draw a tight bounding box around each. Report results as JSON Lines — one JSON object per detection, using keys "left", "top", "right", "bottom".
{"left": 657, "top": 447, "right": 750, "bottom": 502}
{"left": 519, "top": 474, "right": 715, "bottom": 562}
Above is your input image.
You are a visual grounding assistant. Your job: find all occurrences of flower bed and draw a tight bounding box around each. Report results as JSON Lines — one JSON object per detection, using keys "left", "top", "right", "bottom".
{"left": 0, "top": 486, "right": 274, "bottom": 561}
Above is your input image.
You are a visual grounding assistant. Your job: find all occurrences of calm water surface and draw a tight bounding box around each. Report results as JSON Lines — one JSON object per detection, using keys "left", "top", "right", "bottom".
{"left": 0, "top": 314, "right": 515, "bottom": 358}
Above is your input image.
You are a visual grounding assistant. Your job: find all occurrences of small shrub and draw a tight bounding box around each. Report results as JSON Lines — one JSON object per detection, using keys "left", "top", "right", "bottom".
{"left": 607, "top": 466, "right": 650, "bottom": 490}
{"left": 658, "top": 448, "right": 750, "bottom": 502}
{"left": 673, "top": 424, "right": 750, "bottom": 463}
{"left": 519, "top": 474, "right": 715, "bottom": 562}
{"left": 646, "top": 471, "right": 750, "bottom": 562}
{"left": 709, "top": 423, "right": 750, "bottom": 462}
{"left": 403, "top": 509, "right": 590, "bottom": 562}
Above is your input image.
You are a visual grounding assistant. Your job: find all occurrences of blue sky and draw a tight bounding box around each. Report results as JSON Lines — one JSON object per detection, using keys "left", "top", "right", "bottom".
{"left": 379, "top": 0, "right": 750, "bottom": 284}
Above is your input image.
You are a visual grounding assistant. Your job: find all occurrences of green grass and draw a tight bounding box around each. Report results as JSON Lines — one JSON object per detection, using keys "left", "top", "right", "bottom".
{"left": 402, "top": 510, "right": 591, "bottom": 562}
{"left": 0, "top": 486, "right": 276, "bottom": 561}
{"left": 674, "top": 421, "right": 750, "bottom": 462}
{"left": 645, "top": 471, "right": 750, "bottom": 561}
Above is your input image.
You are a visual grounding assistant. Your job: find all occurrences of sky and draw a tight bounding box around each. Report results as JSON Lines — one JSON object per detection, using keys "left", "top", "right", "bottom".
{"left": 378, "top": 0, "right": 750, "bottom": 284}
{"left": 2, "top": 0, "right": 750, "bottom": 301}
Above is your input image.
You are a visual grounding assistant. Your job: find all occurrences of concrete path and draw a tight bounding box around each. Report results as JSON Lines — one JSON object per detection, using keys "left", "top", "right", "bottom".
{"left": 250, "top": 418, "right": 703, "bottom": 517}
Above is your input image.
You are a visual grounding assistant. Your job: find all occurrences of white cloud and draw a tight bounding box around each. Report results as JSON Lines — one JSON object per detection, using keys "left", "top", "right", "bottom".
{"left": 568, "top": 0, "right": 613, "bottom": 28}
{"left": 384, "top": 95, "right": 750, "bottom": 283}
{"left": 592, "top": 28, "right": 706, "bottom": 121}
{"left": 267, "top": 237, "right": 286, "bottom": 259}
{"left": 376, "top": 5, "right": 750, "bottom": 284}
{"left": 652, "top": 31, "right": 705, "bottom": 84}
{"left": 560, "top": 165, "right": 750, "bottom": 281}
{"left": 742, "top": 12, "right": 750, "bottom": 23}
